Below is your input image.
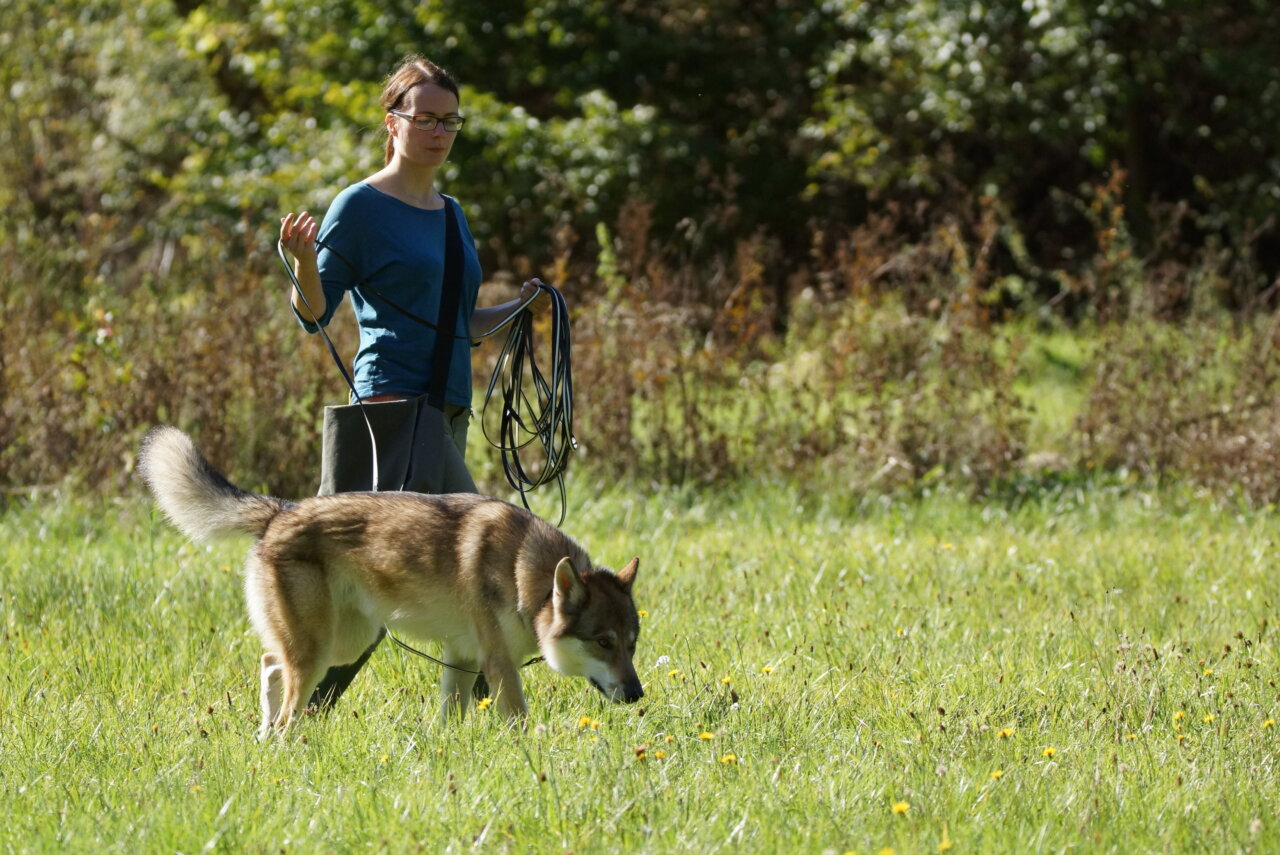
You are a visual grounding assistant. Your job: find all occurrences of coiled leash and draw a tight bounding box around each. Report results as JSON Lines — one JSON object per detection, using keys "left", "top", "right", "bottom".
{"left": 275, "top": 236, "right": 577, "bottom": 524}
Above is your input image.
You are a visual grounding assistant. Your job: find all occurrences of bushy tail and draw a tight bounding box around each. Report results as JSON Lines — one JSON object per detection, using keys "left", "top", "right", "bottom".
{"left": 137, "top": 426, "right": 290, "bottom": 542}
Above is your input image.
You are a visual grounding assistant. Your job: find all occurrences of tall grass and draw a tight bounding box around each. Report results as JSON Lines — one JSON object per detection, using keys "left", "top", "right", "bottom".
{"left": 2, "top": 480, "right": 1277, "bottom": 853}
{"left": 5, "top": 177, "right": 1280, "bottom": 504}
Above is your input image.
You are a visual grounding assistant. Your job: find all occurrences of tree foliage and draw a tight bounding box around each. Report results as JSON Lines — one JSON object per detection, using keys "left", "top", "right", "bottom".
{"left": 3, "top": 0, "right": 1280, "bottom": 493}
{"left": 4, "top": 0, "right": 1276, "bottom": 289}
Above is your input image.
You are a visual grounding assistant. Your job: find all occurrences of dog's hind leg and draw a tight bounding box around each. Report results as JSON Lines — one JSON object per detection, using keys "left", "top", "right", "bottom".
{"left": 248, "top": 557, "right": 333, "bottom": 735}
{"left": 258, "top": 652, "right": 284, "bottom": 741}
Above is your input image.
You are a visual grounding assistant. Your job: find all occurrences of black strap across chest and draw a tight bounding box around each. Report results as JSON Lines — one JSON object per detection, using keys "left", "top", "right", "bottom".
{"left": 426, "top": 199, "right": 465, "bottom": 410}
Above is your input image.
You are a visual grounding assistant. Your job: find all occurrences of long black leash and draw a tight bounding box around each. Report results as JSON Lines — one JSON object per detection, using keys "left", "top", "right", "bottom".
{"left": 276, "top": 210, "right": 575, "bottom": 674}
{"left": 386, "top": 632, "right": 543, "bottom": 674}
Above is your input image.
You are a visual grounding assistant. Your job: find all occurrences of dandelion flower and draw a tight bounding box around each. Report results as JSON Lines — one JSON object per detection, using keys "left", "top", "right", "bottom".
{"left": 667, "top": 669, "right": 680, "bottom": 678}
{"left": 1042, "top": 746, "right": 1056, "bottom": 758}
{"left": 1125, "top": 733, "right": 1137, "bottom": 740}
{"left": 476, "top": 697, "right": 493, "bottom": 710}
{"left": 638, "top": 609, "right": 649, "bottom": 618}
{"left": 189, "top": 784, "right": 203, "bottom": 793}
{"left": 722, "top": 676, "right": 732, "bottom": 685}
{"left": 1264, "top": 719, "right": 1275, "bottom": 729}
{"left": 634, "top": 746, "right": 647, "bottom": 760}
{"left": 1203, "top": 714, "right": 1215, "bottom": 723}
{"left": 1204, "top": 668, "right": 1214, "bottom": 676}
{"left": 892, "top": 801, "right": 910, "bottom": 814}
{"left": 1173, "top": 711, "right": 1186, "bottom": 721}
{"left": 938, "top": 837, "right": 954, "bottom": 851}
{"left": 578, "top": 715, "right": 592, "bottom": 728}
{"left": 653, "top": 750, "right": 667, "bottom": 759}
{"left": 720, "top": 753, "right": 737, "bottom": 765}
{"left": 1176, "top": 734, "right": 1187, "bottom": 743}
{"left": 762, "top": 666, "right": 774, "bottom": 675}
{"left": 379, "top": 753, "right": 390, "bottom": 764}
{"left": 998, "top": 727, "right": 1014, "bottom": 739}
{"left": 990, "top": 769, "right": 1004, "bottom": 779}
{"left": 699, "top": 731, "right": 715, "bottom": 741}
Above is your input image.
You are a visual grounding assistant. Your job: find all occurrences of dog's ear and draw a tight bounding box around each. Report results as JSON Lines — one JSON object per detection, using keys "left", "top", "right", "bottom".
{"left": 553, "top": 557, "right": 587, "bottom": 612}
{"left": 615, "top": 556, "right": 639, "bottom": 592}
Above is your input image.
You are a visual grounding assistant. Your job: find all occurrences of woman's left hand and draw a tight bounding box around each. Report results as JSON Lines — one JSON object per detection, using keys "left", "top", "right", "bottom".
{"left": 520, "top": 278, "right": 553, "bottom": 315}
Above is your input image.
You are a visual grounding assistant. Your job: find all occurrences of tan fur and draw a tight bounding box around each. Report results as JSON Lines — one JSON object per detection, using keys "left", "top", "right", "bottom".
{"left": 137, "top": 426, "right": 643, "bottom": 738}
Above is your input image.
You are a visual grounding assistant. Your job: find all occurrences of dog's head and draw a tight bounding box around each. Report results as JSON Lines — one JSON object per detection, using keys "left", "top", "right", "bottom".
{"left": 541, "top": 556, "right": 643, "bottom": 704}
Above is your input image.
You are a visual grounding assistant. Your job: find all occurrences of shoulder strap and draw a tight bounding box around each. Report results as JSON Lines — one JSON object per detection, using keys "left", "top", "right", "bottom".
{"left": 426, "top": 198, "right": 465, "bottom": 410}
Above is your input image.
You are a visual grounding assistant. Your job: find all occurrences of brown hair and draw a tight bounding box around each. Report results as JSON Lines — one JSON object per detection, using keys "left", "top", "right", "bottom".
{"left": 380, "top": 55, "right": 460, "bottom": 164}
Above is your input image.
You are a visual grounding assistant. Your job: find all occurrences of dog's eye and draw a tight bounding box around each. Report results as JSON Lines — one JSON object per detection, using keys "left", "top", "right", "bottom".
{"left": 597, "top": 638, "right": 613, "bottom": 650}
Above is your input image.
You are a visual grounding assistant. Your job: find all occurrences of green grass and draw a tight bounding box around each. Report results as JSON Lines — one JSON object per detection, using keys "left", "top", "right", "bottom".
{"left": 2, "top": 478, "right": 1278, "bottom": 854}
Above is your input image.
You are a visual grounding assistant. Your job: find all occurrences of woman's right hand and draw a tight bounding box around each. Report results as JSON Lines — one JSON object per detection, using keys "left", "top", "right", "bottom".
{"left": 280, "top": 211, "right": 318, "bottom": 263}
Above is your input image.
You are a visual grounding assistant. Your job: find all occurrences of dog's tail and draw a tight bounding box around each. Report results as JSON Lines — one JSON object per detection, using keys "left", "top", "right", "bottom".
{"left": 137, "top": 426, "right": 289, "bottom": 542}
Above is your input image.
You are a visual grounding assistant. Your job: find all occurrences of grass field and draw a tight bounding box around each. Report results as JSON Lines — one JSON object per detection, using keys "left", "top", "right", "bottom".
{"left": 2, "top": 475, "right": 1278, "bottom": 854}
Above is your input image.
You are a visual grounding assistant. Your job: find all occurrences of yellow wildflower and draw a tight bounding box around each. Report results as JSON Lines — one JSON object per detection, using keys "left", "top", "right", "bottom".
{"left": 990, "top": 769, "right": 1004, "bottom": 779}
{"left": 998, "top": 727, "right": 1014, "bottom": 739}
{"left": 720, "top": 753, "right": 737, "bottom": 765}
{"left": 699, "top": 731, "right": 715, "bottom": 741}
{"left": 476, "top": 697, "right": 493, "bottom": 710}
{"left": 1042, "top": 746, "right": 1056, "bottom": 758}
{"left": 892, "top": 801, "right": 910, "bottom": 814}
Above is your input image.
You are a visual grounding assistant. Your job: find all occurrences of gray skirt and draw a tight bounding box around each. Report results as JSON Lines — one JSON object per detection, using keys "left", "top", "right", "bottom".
{"left": 318, "top": 396, "right": 476, "bottom": 495}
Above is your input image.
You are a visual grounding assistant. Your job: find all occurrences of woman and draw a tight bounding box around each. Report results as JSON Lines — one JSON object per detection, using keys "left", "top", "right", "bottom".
{"left": 278, "top": 55, "right": 546, "bottom": 708}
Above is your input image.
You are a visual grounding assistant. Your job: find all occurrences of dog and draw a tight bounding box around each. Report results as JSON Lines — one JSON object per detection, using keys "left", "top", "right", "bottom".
{"left": 136, "top": 426, "right": 643, "bottom": 738}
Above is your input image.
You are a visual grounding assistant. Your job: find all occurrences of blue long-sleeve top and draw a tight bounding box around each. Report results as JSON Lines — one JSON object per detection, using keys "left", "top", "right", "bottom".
{"left": 295, "top": 183, "right": 483, "bottom": 407}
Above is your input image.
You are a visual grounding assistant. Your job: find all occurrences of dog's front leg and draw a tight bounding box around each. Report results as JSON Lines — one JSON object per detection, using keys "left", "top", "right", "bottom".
{"left": 438, "top": 649, "right": 478, "bottom": 724}
{"left": 481, "top": 655, "right": 527, "bottom": 719}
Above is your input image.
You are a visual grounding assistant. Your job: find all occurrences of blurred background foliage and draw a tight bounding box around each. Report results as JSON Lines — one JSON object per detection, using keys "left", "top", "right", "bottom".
{"left": 3, "top": 0, "right": 1279, "bottom": 502}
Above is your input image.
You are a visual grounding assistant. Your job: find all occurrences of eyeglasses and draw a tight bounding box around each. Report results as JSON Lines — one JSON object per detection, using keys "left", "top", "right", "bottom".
{"left": 388, "top": 110, "right": 465, "bottom": 132}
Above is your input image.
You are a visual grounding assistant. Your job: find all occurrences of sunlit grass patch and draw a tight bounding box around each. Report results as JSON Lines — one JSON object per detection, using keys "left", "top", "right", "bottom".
{"left": 1, "top": 483, "right": 1278, "bottom": 852}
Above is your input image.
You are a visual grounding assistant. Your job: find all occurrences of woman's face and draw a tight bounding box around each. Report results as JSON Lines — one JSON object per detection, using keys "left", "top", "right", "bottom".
{"left": 386, "top": 82, "right": 461, "bottom": 168}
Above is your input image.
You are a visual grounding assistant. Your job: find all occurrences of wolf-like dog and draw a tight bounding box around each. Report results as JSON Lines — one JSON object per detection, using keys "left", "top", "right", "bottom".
{"left": 136, "top": 426, "right": 643, "bottom": 738}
